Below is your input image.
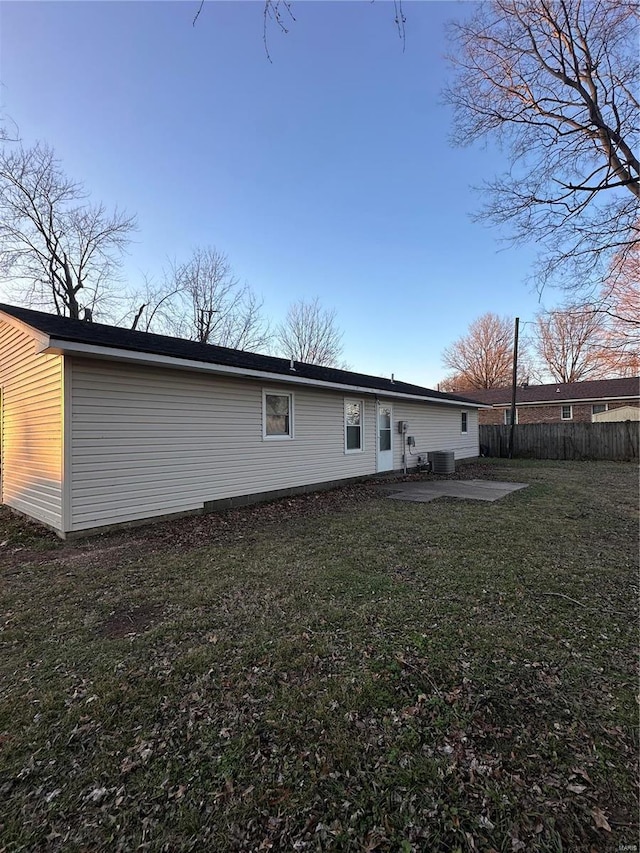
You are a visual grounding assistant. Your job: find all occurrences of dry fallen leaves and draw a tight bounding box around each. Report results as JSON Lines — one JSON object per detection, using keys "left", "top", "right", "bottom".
{"left": 591, "top": 807, "right": 612, "bottom": 832}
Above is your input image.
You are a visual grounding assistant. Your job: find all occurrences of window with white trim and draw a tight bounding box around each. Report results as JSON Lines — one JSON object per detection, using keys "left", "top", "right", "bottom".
{"left": 504, "top": 409, "right": 517, "bottom": 425}
{"left": 263, "top": 391, "right": 294, "bottom": 439}
{"left": 592, "top": 404, "right": 608, "bottom": 415}
{"left": 561, "top": 405, "right": 572, "bottom": 420}
{"left": 345, "top": 399, "right": 364, "bottom": 452}
{"left": 461, "top": 411, "right": 468, "bottom": 433}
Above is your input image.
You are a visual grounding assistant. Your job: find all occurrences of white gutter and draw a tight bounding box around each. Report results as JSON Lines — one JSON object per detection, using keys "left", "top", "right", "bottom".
{"left": 491, "top": 395, "right": 639, "bottom": 406}
{"left": 41, "top": 337, "right": 481, "bottom": 409}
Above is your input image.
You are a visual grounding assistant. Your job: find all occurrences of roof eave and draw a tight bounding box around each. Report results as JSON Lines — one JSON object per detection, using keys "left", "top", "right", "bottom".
{"left": 43, "top": 338, "right": 481, "bottom": 408}
{"left": 489, "top": 395, "right": 639, "bottom": 406}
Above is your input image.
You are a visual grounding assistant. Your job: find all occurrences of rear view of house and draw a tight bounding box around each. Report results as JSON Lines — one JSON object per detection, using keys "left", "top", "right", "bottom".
{"left": 0, "top": 304, "right": 481, "bottom": 538}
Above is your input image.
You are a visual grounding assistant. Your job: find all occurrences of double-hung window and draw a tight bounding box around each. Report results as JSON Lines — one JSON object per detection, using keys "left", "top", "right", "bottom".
{"left": 263, "top": 391, "right": 294, "bottom": 439}
{"left": 561, "top": 405, "right": 572, "bottom": 420}
{"left": 461, "top": 411, "right": 468, "bottom": 433}
{"left": 345, "top": 399, "right": 364, "bottom": 452}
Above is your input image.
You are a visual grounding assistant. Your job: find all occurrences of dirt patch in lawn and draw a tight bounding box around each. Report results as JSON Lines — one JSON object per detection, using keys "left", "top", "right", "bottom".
{"left": 98, "top": 602, "right": 165, "bottom": 639}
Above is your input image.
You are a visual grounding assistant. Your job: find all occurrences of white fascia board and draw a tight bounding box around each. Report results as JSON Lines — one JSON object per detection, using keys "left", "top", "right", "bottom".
{"left": 43, "top": 338, "right": 481, "bottom": 409}
{"left": 0, "top": 312, "right": 51, "bottom": 350}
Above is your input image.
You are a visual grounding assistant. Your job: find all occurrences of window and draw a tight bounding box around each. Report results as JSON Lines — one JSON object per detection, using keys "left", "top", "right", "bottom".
{"left": 345, "top": 399, "right": 364, "bottom": 452}
{"left": 592, "top": 404, "right": 608, "bottom": 415}
{"left": 504, "top": 409, "right": 517, "bottom": 425}
{"left": 461, "top": 411, "right": 468, "bottom": 433}
{"left": 561, "top": 405, "right": 572, "bottom": 420}
{"left": 263, "top": 391, "right": 293, "bottom": 439}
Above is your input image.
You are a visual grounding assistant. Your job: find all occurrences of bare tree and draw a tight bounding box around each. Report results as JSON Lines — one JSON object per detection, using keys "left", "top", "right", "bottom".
{"left": 160, "top": 247, "right": 271, "bottom": 351}
{"left": 441, "top": 313, "right": 517, "bottom": 389}
{"left": 275, "top": 297, "right": 345, "bottom": 366}
{"left": 0, "top": 143, "right": 135, "bottom": 319}
{"left": 593, "top": 242, "right": 640, "bottom": 376}
{"left": 0, "top": 112, "right": 19, "bottom": 144}
{"left": 193, "top": 1, "right": 407, "bottom": 61}
{"left": 438, "top": 373, "right": 482, "bottom": 394}
{"left": 445, "top": 0, "right": 639, "bottom": 296}
{"left": 114, "top": 273, "right": 182, "bottom": 333}
{"left": 532, "top": 305, "right": 606, "bottom": 382}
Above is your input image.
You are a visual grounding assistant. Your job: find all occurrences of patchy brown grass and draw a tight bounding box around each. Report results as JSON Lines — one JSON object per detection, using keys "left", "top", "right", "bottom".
{"left": 97, "top": 603, "right": 166, "bottom": 640}
{"left": 0, "top": 459, "right": 638, "bottom": 852}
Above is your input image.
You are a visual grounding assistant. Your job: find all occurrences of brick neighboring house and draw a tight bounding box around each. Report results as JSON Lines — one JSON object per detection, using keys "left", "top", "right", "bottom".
{"left": 465, "top": 377, "right": 640, "bottom": 425}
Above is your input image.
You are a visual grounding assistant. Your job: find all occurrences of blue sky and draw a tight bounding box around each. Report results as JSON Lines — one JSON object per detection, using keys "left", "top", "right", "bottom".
{"left": 1, "top": 0, "right": 559, "bottom": 387}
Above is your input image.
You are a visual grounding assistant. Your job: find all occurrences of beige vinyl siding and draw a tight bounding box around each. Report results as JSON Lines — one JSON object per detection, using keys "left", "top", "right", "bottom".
{"left": 0, "top": 320, "right": 63, "bottom": 531}
{"left": 592, "top": 405, "right": 640, "bottom": 422}
{"left": 70, "top": 359, "right": 378, "bottom": 531}
{"left": 392, "top": 401, "right": 479, "bottom": 470}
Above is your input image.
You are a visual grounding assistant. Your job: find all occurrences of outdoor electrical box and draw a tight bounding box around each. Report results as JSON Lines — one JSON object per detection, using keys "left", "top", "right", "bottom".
{"left": 407, "top": 436, "right": 416, "bottom": 447}
{"left": 398, "top": 420, "right": 409, "bottom": 434}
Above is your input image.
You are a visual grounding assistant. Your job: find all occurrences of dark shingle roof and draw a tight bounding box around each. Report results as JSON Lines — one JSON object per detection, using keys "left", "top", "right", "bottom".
{"left": 464, "top": 377, "right": 640, "bottom": 405}
{"left": 0, "top": 303, "right": 479, "bottom": 405}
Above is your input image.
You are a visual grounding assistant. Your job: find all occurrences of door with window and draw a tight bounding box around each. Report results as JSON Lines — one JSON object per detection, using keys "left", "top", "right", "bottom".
{"left": 376, "top": 403, "right": 393, "bottom": 472}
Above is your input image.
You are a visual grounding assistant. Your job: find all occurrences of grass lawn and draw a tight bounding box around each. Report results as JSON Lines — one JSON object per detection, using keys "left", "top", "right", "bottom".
{"left": 0, "top": 459, "right": 638, "bottom": 852}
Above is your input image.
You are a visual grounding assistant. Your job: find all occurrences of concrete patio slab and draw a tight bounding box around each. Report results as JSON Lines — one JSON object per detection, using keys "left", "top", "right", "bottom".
{"left": 382, "top": 479, "right": 528, "bottom": 503}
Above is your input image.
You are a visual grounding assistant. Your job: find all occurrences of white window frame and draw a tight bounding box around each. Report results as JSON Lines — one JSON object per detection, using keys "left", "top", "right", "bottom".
{"left": 262, "top": 389, "right": 294, "bottom": 440}
{"left": 461, "top": 411, "right": 468, "bottom": 434}
{"left": 344, "top": 398, "right": 365, "bottom": 454}
{"left": 561, "top": 404, "right": 573, "bottom": 421}
{"left": 504, "top": 409, "right": 518, "bottom": 425}
{"left": 592, "top": 403, "right": 609, "bottom": 416}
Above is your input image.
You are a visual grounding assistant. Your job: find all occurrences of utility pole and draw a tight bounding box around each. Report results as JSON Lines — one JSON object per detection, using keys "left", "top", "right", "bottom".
{"left": 508, "top": 317, "right": 519, "bottom": 459}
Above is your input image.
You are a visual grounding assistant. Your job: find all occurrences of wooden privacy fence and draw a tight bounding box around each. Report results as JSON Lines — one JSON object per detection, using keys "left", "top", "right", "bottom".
{"left": 479, "top": 422, "right": 639, "bottom": 461}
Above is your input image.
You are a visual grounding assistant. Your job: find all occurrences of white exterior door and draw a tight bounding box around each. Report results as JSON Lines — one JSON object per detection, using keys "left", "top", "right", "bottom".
{"left": 377, "top": 402, "right": 393, "bottom": 472}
